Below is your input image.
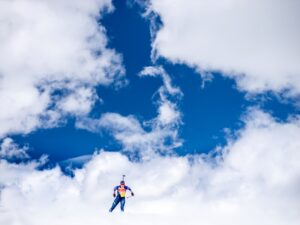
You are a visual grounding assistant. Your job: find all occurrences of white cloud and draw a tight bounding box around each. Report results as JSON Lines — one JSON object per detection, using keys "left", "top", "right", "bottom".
{"left": 77, "top": 110, "right": 182, "bottom": 160}
{"left": 56, "top": 86, "right": 98, "bottom": 116}
{"left": 139, "top": 66, "right": 182, "bottom": 96}
{"left": 139, "top": 66, "right": 182, "bottom": 126}
{"left": 0, "top": 0, "right": 124, "bottom": 137}
{"left": 0, "top": 138, "right": 29, "bottom": 160}
{"left": 146, "top": 0, "right": 300, "bottom": 95}
{"left": 1, "top": 109, "right": 300, "bottom": 225}
{"left": 157, "top": 101, "right": 180, "bottom": 126}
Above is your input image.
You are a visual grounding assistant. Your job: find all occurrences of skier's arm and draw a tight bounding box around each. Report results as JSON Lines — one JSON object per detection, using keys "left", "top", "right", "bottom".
{"left": 126, "top": 186, "right": 134, "bottom": 196}
{"left": 113, "top": 186, "right": 118, "bottom": 197}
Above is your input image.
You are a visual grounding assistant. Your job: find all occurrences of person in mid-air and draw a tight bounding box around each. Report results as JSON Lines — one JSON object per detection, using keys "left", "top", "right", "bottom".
{"left": 109, "top": 180, "right": 134, "bottom": 212}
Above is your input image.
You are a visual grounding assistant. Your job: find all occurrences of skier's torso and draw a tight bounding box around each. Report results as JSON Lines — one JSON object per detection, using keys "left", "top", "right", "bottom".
{"left": 114, "top": 185, "right": 131, "bottom": 198}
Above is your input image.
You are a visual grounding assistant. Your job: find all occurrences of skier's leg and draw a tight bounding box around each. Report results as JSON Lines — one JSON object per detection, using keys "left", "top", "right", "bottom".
{"left": 109, "top": 195, "right": 121, "bottom": 212}
{"left": 120, "top": 197, "right": 125, "bottom": 212}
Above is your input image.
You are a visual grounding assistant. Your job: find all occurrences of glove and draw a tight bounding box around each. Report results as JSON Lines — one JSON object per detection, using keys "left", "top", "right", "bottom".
{"left": 113, "top": 193, "right": 116, "bottom": 198}
{"left": 131, "top": 192, "right": 134, "bottom": 196}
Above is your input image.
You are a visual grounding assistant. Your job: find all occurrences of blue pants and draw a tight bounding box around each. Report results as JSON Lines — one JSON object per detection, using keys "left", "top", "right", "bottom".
{"left": 109, "top": 195, "right": 125, "bottom": 212}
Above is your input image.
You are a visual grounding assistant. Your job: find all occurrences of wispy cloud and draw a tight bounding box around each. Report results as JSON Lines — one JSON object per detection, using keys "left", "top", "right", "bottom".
{"left": 0, "top": 138, "right": 29, "bottom": 160}
{"left": 139, "top": 66, "right": 182, "bottom": 96}
{"left": 77, "top": 66, "right": 182, "bottom": 159}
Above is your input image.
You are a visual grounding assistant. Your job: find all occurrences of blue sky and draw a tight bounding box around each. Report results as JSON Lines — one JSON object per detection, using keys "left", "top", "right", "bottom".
{"left": 1, "top": 1, "right": 300, "bottom": 224}
{"left": 8, "top": 0, "right": 299, "bottom": 163}
{"left": 9, "top": 0, "right": 299, "bottom": 163}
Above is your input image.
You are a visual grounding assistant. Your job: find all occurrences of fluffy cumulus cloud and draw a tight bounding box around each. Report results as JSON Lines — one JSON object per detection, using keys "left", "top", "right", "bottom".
{"left": 77, "top": 66, "right": 182, "bottom": 159}
{"left": 146, "top": 0, "right": 300, "bottom": 95}
{"left": 0, "top": 138, "right": 29, "bottom": 160}
{"left": 0, "top": 0, "right": 124, "bottom": 137}
{"left": 0, "top": 109, "right": 300, "bottom": 225}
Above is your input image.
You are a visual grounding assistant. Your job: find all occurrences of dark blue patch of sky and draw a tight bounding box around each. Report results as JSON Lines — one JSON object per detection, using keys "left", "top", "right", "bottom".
{"left": 10, "top": 0, "right": 299, "bottom": 163}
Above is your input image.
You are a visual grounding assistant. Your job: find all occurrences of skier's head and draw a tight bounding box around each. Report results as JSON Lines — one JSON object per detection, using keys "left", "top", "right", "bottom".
{"left": 120, "top": 180, "right": 125, "bottom": 185}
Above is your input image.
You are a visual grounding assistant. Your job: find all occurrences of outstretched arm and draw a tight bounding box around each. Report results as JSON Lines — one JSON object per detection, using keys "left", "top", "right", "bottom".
{"left": 126, "top": 186, "right": 134, "bottom": 196}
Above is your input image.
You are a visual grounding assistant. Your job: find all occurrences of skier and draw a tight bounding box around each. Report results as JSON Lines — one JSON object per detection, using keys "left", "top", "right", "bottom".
{"left": 109, "top": 180, "right": 134, "bottom": 212}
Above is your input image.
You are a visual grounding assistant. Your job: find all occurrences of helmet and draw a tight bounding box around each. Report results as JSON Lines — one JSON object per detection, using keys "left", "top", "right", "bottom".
{"left": 120, "top": 180, "right": 125, "bottom": 184}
